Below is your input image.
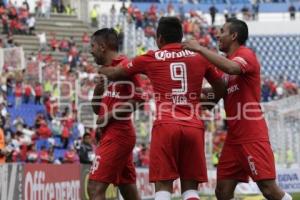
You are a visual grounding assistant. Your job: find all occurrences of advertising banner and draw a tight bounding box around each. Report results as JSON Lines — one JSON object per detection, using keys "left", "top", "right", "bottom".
{"left": 277, "top": 168, "right": 300, "bottom": 193}
{"left": 0, "top": 163, "right": 23, "bottom": 200}
{"left": 23, "top": 164, "right": 81, "bottom": 200}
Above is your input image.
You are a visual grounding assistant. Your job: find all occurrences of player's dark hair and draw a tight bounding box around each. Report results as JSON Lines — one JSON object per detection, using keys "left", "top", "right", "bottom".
{"left": 157, "top": 17, "right": 183, "bottom": 44}
{"left": 227, "top": 18, "right": 248, "bottom": 45}
{"left": 92, "top": 28, "right": 119, "bottom": 51}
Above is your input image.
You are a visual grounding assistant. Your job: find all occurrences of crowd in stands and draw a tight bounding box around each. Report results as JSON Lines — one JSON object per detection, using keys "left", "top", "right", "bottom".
{"left": 0, "top": 1, "right": 299, "bottom": 167}
{"left": 0, "top": 0, "right": 75, "bottom": 37}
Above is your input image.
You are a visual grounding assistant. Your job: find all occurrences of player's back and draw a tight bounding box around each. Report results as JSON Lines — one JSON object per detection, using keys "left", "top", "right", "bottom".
{"left": 130, "top": 43, "right": 212, "bottom": 128}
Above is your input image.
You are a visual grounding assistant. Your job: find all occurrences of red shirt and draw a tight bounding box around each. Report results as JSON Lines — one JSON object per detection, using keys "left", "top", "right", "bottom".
{"left": 223, "top": 46, "right": 269, "bottom": 144}
{"left": 64, "top": 150, "right": 77, "bottom": 163}
{"left": 25, "top": 85, "right": 31, "bottom": 96}
{"left": 39, "top": 150, "right": 49, "bottom": 163}
{"left": 124, "top": 43, "right": 217, "bottom": 128}
{"left": 15, "top": 85, "right": 23, "bottom": 97}
{"left": 98, "top": 55, "right": 144, "bottom": 135}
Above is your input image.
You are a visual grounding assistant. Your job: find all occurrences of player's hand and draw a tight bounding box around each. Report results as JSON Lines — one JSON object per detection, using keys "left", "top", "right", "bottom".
{"left": 182, "top": 39, "right": 202, "bottom": 53}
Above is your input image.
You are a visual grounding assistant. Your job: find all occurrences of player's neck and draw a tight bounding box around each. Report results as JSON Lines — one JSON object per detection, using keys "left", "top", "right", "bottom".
{"left": 227, "top": 43, "right": 240, "bottom": 57}
{"left": 104, "top": 51, "right": 119, "bottom": 66}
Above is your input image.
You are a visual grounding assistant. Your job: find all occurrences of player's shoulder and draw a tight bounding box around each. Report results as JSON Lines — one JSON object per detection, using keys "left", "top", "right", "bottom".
{"left": 236, "top": 46, "right": 256, "bottom": 57}
{"left": 117, "top": 55, "right": 130, "bottom": 67}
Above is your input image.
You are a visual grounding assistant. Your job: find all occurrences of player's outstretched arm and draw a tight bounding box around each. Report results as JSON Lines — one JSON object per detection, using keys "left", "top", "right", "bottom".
{"left": 98, "top": 66, "right": 129, "bottom": 81}
{"left": 182, "top": 40, "right": 241, "bottom": 75}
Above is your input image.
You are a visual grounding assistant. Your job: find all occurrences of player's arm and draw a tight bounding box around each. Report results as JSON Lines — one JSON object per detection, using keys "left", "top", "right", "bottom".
{"left": 98, "top": 55, "right": 147, "bottom": 81}
{"left": 201, "top": 79, "right": 227, "bottom": 110}
{"left": 182, "top": 40, "right": 242, "bottom": 75}
{"left": 98, "top": 66, "right": 130, "bottom": 81}
{"left": 91, "top": 77, "right": 105, "bottom": 114}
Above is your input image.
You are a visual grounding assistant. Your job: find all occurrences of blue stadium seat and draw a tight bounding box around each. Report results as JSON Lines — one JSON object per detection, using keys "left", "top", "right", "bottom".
{"left": 248, "top": 35, "right": 300, "bottom": 84}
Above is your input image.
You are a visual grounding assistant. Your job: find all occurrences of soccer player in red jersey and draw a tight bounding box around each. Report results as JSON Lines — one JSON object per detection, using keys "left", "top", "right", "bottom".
{"left": 88, "top": 28, "right": 143, "bottom": 200}
{"left": 98, "top": 17, "right": 225, "bottom": 200}
{"left": 183, "top": 18, "right": 292, "bottom": 200}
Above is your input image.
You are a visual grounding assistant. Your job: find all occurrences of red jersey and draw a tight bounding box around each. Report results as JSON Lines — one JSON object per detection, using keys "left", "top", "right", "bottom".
{"left": 223, "top": 46, "right": 269, "bottom": 144}
{"left": 124, "top": 43, "right": 217, "bottom": 128}
{"left": 98, "top": 55, "right": 143, "bottom": 133}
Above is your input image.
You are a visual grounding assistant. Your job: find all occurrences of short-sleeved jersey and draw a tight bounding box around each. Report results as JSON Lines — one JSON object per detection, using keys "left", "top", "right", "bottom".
{"left": 98, "top": 55, "right": 143, "bottom": 133}
{"left": 124, "top": 43, "right": 218, "bottom": 128}
{"left": 223, "top": 46, "right": 269, "bottom": 144}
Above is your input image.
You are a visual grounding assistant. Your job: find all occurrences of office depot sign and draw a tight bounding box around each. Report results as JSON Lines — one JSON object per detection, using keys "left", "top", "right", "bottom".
{"left": 24, "top": 164, "right": 81, "bottom": 200}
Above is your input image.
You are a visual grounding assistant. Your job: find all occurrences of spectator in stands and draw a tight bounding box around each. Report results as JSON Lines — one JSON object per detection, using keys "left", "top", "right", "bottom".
{"left": 35, "top": 0, "right": 42, "bottom": 17}
{"left": 78, "top": 133, "right": 94, "bottom": 164}
{"left": 65, "top": 4, "right": 74, "bottom": 15}
{"left": 23, "top": 82, "right": 32, "bottom": 104}
{"left": 26, "top": 144, "right": 38, "bottom": 163}
{"left": 138, "top": 143, "right": 150, "bottom": 167}
{"left": 37, "top": 119, "right": 52, "bottom": 139}
{"left": 39, "top": 145, "right": 49, "bottom": 163}
{"left": 61, "top": 124, "right": 70, "bottom": 149}
{"left": 27, "top": 14, "right": 35, "bottom": 35}
{"left": 47, "top": 146, "right": 55, "bottom": 163}
{"left": 82, "top": 32, "right": 90, "bottom": 53}
{"left": 209, "top": 4, "right": 218, "bottom": 25}
{"left": 49, "top": 33, "right": 59, "bottom": 51}
{"left": 68, "top": 35, "right": 76, "bottom": 48}
{"left": 110, "top": 4, "right": 116, "bottom": 15}
{"left": 261, "top": 79, "right": 271, "bottom": 102}
{"left": 64, "top": 146, "right": 78, "bottom": 163}
{"left": 288, "top": 4, "right": 296, "bottom": 20}
{"left": 120, "top": 2, "right": 127, "bottom": 15}
{"left": 59, "top": 37, "right": 69, "bottom": 52}
{"left": 90, "top": 5, "right": 98, "bottom": 28}
{"left": 37, "top": 32, "right": 47, "bottom": 51}
{"left": 251, "top": 0, "right": 259, "bottom": 20}
{"left": 34, "top": 82, "right": 43, "bottom": 104}
{"left": 1, "top": 13, "right": 9, "bottom": 34}
{"left": 43, "top": 0, "right": 51, "bottom": 19}
{"left": 56, "top": 0, "right": 65, "bottom": 13}
{"left": 241, "top": 5, "right": 251, "bottom": 21}
{"left": 22, "top": 0, "right": 30, "bottom": 11}
{"left": 6, "top": 32, "right": 15, "bottom": 48}
{"left": 14, "top": 82, "right": 23, "bottom": 108}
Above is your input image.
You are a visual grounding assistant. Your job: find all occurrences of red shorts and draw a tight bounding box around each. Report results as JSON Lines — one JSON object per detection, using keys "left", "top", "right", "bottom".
{"left": 89, "top": 127, "right": 136, "bottom": 185}
{"left": 149, "top": 124, "right": 207, "bottom": 183}
{"left": 217, "top": 141, "right": 276, "bottom": 182}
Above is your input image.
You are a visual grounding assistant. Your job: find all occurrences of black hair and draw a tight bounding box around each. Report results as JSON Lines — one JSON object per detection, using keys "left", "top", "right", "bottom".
{"left": 83, "top": 133, "right": 91, "bottom": 139}
{"left": 227, "top": 18, "right": 248, "bottom": 45}
{"left": 92, "top": 28, "right": 119, "bottom": 51}
{"left": 156, "top": 17, "right": 183, "bottom": 44}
